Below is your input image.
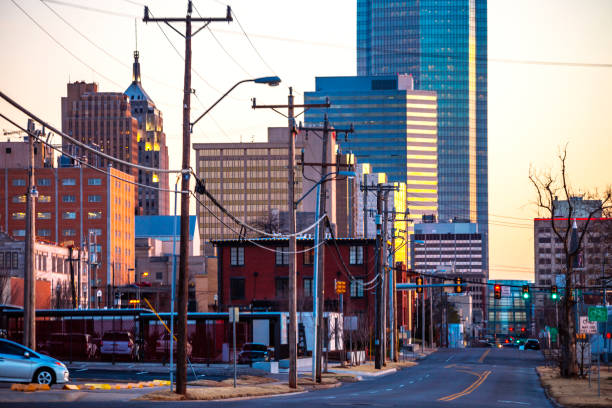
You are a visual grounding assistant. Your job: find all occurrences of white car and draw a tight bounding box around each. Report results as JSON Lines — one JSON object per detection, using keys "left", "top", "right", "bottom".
{"left": 0, "top": 338, "right": 70, "bottom": 385}
{"left": 100, "top": 331, "right": 139, "bottom": 361}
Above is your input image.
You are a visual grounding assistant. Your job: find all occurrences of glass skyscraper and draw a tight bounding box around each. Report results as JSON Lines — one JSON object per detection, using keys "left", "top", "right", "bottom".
{"left": 304, "top": 74, "right": 438, "bottom": 228}
{"left": 357, "top": 0, "right": 488, "bottom": 268}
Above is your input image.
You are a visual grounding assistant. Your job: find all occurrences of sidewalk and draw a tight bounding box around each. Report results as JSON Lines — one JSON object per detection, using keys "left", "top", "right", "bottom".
{"left": 66, "top": 361, "right": 268, "bottom": 376}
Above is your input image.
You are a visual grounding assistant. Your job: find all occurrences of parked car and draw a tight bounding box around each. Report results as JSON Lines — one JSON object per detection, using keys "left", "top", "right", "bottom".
{"left": 238, "top": 343, "right": 272, "bottom": 364}
{"left": 45, "top": 333, "right": 98, "bottom": 360}
{"left": 155, "top": 333, "right": 192, "bottom": 358}
{"left": 99, "top": 331, "right": 139, "bottom": 361}
{"left": 0, "top": 338, "right": 69, "bottom": 385}
{"left": 524, "top": 339, "right": 541, "bottom": 350}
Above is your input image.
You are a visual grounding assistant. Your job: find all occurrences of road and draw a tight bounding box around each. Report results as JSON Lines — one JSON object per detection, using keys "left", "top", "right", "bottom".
{"left": 0, "top": 348, "right": 552, "bottom": 407}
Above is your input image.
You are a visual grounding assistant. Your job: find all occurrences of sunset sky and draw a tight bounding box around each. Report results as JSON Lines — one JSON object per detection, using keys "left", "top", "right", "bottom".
{"left": 1, "top": 0, "right": 610, "bottom": 281}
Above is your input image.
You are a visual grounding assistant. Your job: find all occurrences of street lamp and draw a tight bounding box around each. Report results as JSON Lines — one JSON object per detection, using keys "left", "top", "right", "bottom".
{"left": 190, "top": 76, "right": 281, "bottom": 131}
{"left": 295, "top": 170, "right": 355, "bottom": 382}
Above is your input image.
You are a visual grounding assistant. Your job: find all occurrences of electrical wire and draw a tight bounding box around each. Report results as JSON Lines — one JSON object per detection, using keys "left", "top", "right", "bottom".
{"left": 0, "top": 91, "right": 183, "bottom": 174}
{"left": 230, "top": 9, "right": 277, "bottom": 76}
{"left": 0, "top": 113, "right": 188, "bottom": 195}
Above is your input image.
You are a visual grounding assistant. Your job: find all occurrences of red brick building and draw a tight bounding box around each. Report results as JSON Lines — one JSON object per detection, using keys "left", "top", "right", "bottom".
{"left": 0, "top": 166, "right": 135, "bottom": 307}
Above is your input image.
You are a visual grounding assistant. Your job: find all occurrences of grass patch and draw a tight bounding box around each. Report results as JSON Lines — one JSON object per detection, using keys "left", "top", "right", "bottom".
{"left": 537, "top": 366, "right": 612, "bottom": 407}
{"left": 138, "top": 384, "right": 302, "bottom": 401}
{"left": 189, "top": 375, "right": 276, "bottom": 387}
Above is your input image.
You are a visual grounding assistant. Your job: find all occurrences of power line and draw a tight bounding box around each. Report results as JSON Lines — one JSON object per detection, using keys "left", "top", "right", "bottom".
{"left": 230, "top": 9, "right": 278, "bottom": 76}
{"left": 40, "top": 0, "right": 138, "bottom": 18}
{"left": 11, "top": 0, "right": 123, "bottom": 89}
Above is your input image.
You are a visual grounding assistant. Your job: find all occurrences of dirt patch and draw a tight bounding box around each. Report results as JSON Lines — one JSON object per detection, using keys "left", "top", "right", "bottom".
{"left": 331, "top": 361, "right": 417, "bottom": 373}
{"left": 537, "top": 366, "right": 612, "bottom": 407}
{"left": 189, "top": 375, "right": 276, "bottom": 387}
{"left": 138, "top": 384, "right": 302, "bottom": 401}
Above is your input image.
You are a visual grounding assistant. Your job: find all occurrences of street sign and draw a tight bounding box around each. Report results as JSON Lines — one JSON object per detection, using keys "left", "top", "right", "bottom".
{"left": 228, "top": 307, "right": 239, "bottom": 323}
{"left": 579, "top": 316, "right": 597, "bottom": 334}
{"left": 588, "top": 306, "right": 607, "bottom": 323}
{"left": 501, "top": 286, "right": 511, "bottom": 298}
{"left": 555, "top": 274, "right": 565, "bottom": 288}
{"left": 548, "top": 327, "right": 558, "bottom": 342}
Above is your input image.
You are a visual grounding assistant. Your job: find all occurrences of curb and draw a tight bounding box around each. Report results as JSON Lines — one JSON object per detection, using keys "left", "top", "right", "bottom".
{"left": 535, "top": 368, "right": 564, "bottom": 408}
{"left": 328, "top": 368, "right": 397, "bottom": 377}
{"left": 10, "top": 384, "right": 51, "bottom": 392}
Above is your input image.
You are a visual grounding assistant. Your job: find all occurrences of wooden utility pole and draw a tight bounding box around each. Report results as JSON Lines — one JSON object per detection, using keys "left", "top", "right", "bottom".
{"left": 23, "top": 119, "right": 37, "bottom": 350}
{"left": 375, "top": 184, "right": 383, "bottom": 369}
{"left": 143, "top": 1, "right": 232, "bottom": 395}
{"left": 253, "top": 93, "right": 330, "bottom": 388}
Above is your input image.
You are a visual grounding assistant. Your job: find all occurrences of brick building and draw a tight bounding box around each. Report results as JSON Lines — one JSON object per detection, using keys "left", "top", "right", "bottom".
{"left": 0, "top": 166, "right": 135, "bottom": 307}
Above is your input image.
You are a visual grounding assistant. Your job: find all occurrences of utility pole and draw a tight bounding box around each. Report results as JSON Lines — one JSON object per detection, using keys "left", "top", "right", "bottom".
{"left": 381, "top": 190, "right": 390, "bottom": 364}
{"left": 23, "top": 119, "right": 37, "bottom": 350}
{"left": 429, "top": 276, "right": 433, "bottom": 347}
{"left": 143, "top": 2, "right": 232, "bottom": 395}
{"left": 253, "top": 90, "right": 329, "bottom": 388}
{"left": 375, "top": 184, "right": 383, "bottom": 369}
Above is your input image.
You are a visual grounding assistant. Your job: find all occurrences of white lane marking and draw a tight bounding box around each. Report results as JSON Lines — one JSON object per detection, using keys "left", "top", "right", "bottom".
{"left": 136, "top": 371, "right": 148, "bottom": 375}
{"left": 409, "top": 381, "right": 414, "bottom": 384}
{"left": 498, "top": 401, "right": 530, "bottom": 405}
{"left": 75, "top": 368, "right": 88, "bottom": 372}
{"left": 425, "top": 374, "right": 430, "bottom": 378}
{"left": 446, "top": 354, "right": 455, "bottom": 362}
{"left": 399, "top": 384, "right": 405, "bottom": 388}
{"left": 350, "top": 393, "right": 359, "bottom": 396}
{"left": 386, "top": 388, "right": 392, "bottom": 391}
{"left": 325, "top": 396, "right": 336, "bottom": 399}
{"left": 369, "top": 391, "right": 377, "bottom": 394}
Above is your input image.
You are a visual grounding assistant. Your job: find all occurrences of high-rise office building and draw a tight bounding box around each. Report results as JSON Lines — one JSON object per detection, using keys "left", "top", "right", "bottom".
{"left": 305, "top": 75, "right": 438, "bottom": 225}
{"left": 125, "top": 51, "right": 170, "bottom": 215}
{"left": 357, "top": 0, "right": 488, "bottom": 267}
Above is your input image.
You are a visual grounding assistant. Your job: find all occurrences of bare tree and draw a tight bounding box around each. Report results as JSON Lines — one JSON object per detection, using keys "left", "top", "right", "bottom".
{"left": 529, "top": 147, "right": 612, "bottom": 378}
{"left": 0, "top": 271, "right": 12, "bottom": 305}
{"left": 251, "top": 211, "right": 280, "bottom": 237}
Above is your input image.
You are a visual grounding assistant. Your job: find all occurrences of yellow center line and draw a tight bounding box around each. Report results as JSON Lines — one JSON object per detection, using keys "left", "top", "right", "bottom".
{"left": 478, "top": 348, "right": 490, "bottom": 363}
{"left": 438, "top": 370, "right": 491, "bottom": 402}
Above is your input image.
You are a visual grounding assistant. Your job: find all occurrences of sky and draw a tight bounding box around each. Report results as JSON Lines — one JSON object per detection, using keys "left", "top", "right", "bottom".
{"left": 0, "top": 0, "right": 611, "bottom": 282}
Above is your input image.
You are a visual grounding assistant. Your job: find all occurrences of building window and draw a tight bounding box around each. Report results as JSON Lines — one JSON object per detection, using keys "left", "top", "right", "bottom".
{"left": 303, "top": 249, "right": 314, "bottom": 265}
{"left": 156, "top": 272, "right": 163, "bottom": 280}
{"left": 230, "top": 278, "right": 245, "bottom": 300}
{"left": 88, "top": 195, "right": 102, "bottom": 202}
{"left": 12, "top": 195, "right": 26, "bottom": 203}
{"left": 88, "top": 211, "right": 102, "bottom": 219}
{"left": 350, "top": 246, "right": 364, "bottom": 265}
{"left": 37, "top": 212, "right": 51, "bottom": 219}
{"left": 12, "top": 179, "right": 26, "bottom": 186}
{"left": 275, "top": 277, "right": 289, "bottom": 298}
{"left": 38, "top": 229, "right": 51, "bottom": 237}
{"left": 89, "top": 228, "right": 102, "bottom": 236}
{"left": 63, "top": 229, "right": 76, "bottom": 236}
{"left": 38, "top": 195, "right": 51, "bottom": 203}
{"left": 11, "top": 212, "right": 25, "bottom": 220}
{"left": 230, "top": 247, "right": 244, "bottom": 266}
{"left": 350, "top": 279, "right": 364, "bottom": 298}
{"left": 37, "top": 178, "right": 51, "bottom": 186}
{"left": 275, "top": 247, "right": 289, "bottom": 265}
{"left": 63, "top": 211, "right": 77, "bottom": 219}
{"left": 62, "top": 195, "right": 76, "bottom": 203}
{"left": 13, "top": 230, "right": 26, "bottom": 237}
{"left": 62, "top": 178, "right": 76, "bottom": 186}
{"left": 88, "top": 178, "right": 102, "bottom": 185}
{"left": 303, "top": 277, "right": 313, "bottom": 297}
{"left": 0, "top": 252, "right": 18, "bottom": 269}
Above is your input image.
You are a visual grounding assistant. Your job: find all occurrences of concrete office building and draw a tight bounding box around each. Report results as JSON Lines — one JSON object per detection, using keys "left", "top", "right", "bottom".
{"left": 356, "top": 0, "right": 489, "bottom": 268}
{"left": 412, "top": 222, "right": 486, "bottom": 323}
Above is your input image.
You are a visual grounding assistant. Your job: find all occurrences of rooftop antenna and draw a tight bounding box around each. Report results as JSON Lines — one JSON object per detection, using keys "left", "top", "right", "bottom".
{"left": 134, "top": 18, "right": 138, "bottom": 52}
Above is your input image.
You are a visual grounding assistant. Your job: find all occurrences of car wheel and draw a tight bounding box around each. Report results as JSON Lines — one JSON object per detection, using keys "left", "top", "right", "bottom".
{"left": 33, "top": 368, "right": 55, "bottom": 385}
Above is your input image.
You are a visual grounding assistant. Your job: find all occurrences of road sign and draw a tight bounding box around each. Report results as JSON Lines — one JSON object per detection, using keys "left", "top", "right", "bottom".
{"left": 555, "top": 274, "right": 565, "bottom": 288}
{"left": 501, "top": 286, "right": 511, "bottom": 298}
{"left": 588, "top": 306, "right": 607, "bottom": 323}
{"left": 229, "top": 307, "right": 239, "bottom": 323}
{"left": 548, "top": 327, "right": 558, "bottom": 342}
{"left": 579, "top": 316, "right": 597, "bottom": 334}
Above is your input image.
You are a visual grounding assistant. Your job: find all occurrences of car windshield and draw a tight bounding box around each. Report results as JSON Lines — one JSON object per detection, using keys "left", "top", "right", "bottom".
{"left": 242, "top": 343, "right": 267, "bottom": 352}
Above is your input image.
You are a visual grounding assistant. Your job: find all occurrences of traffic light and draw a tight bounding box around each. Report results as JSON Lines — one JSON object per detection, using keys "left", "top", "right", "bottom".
{"left": 522, "top": 285, "right": 530, "bottom": 300}
{"left": 454, "top": 277, "right": 463, "bottom": 293}
{"left": 494, "top": 284, "right": 501, "bottom": 299}
{"left": 335, "top": 280, "right": 347, "bottom": 294}
{"left": 416, "top": 276, "right": 423, "bottom": 293}
{"left": 551, "top": 285, "right": 558, "bottom": 300}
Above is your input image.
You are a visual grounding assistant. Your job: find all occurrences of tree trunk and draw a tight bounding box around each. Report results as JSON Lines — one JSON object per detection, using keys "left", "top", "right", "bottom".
{"left": 559, "top": 267, "right": 578, "bottom": 377}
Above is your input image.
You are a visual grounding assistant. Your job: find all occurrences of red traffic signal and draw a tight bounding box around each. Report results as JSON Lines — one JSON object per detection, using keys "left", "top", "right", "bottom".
{"left": 494, "top": 284, "right": 501, "bottom": 299}
{"left": 509, "top": 327, "right": 514, "bottom": 332}
{"left": 521, "top": 327, "right": 526, "bottom": 333}
{"left": 606, "top": 332, "right": 611, "bottom": 340}
{"left": 454, "top": 277, "right": 463, "bottom": 293}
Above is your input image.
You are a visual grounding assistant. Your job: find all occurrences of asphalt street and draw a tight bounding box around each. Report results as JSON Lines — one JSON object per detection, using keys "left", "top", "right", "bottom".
{"left": 0, "top": 347, "right": 552, "bottom": 407}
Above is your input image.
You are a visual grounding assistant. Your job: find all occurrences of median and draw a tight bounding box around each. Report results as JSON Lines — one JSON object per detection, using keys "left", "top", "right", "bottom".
{"left": 537, "top": 366, "right": 612, "bottom": 407}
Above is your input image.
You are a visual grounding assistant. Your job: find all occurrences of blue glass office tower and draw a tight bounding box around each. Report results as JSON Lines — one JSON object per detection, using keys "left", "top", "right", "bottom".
{"left": 357, "top": 0, "right": 488, "bottom": 269}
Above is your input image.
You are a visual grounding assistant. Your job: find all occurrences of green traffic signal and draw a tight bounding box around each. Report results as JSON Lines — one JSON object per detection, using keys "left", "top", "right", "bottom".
{"left": 551, "top": 285, "right": 558, "bottom": 300}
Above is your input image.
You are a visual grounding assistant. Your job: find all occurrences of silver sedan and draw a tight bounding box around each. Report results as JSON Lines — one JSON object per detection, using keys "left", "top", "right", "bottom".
{"left": 0, "top": 338, "right": 70, "bottom": 385}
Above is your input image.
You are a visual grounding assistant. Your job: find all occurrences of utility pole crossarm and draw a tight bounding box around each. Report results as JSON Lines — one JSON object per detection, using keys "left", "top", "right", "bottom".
{"left": 144, "top": 5, "right": 232, "bottom": 23}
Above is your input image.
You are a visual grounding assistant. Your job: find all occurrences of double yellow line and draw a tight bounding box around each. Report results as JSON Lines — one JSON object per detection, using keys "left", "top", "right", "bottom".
{"left": 438, "top": 370, "right": 491, "bottom": 402}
